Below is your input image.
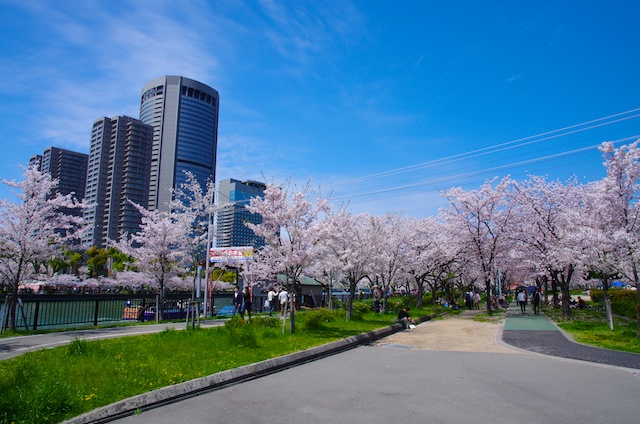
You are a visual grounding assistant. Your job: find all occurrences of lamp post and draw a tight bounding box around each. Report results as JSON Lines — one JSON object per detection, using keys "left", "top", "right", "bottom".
{"left": 202, "top": 185, "right": 216, "bottom": 318}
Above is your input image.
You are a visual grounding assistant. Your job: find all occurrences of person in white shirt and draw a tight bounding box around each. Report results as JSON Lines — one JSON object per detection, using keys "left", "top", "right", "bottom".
{"left": 278, "top": 288, "right": 289, "bottom": 316}
{"left": 267, "top": 288, "right": 277, "bottom": 316}
{"left": 517, "top": 290, "right": 527, "bottom": 314}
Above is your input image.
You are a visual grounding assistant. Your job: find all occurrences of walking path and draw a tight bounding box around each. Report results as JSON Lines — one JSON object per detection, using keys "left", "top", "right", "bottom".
{"left": 501, "top": 302, "right": 640, "bottom": 369}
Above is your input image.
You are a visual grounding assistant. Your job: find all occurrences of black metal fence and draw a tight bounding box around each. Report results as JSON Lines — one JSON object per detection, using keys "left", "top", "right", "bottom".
{"left": 0, "top": 293, "right": 199, "bottom": 331}
{"left": 0, "top": 290, "right": 358, "bottom": 331}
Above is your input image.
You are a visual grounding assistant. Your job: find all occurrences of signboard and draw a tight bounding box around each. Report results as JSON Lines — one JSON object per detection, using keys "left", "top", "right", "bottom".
{"left": 209, "top": 246, "right": 254, "bottom": 263}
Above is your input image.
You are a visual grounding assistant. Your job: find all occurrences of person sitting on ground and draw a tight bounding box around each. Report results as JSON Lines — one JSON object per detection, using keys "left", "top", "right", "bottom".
{"left": 398, "top": 307, "right": 413, "bottom": 329}
{"left": 450, "top": 298, "right": 459, "bottom": 310}
{"left": 577, "top": 296, "right": 586, "bottom": 310}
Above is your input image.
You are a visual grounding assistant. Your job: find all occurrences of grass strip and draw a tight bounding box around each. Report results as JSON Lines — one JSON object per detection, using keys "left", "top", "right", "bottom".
{"left": 543, "top": 306, "right": 640, "bottom": 354}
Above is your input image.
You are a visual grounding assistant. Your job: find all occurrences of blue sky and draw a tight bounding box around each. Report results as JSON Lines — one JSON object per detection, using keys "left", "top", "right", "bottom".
{"left": 1, "top": 0, "right": 639, "bottom": 217}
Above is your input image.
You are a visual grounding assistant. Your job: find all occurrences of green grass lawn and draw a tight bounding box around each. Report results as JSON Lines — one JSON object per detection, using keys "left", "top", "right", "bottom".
{"left": 0, "top": 309, "right": 415, "bottom": 424}
{"left": 543, "top": 306, "right": 640, "bottom": 354}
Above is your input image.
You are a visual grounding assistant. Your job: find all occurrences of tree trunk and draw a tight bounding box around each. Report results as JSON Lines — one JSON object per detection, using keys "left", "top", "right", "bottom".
{"left": 415, "top": 280, "right": 424, "bottom": 309}
{"left": 559, "top": 265, "right": 574, "bottom": 319}
{"left": 601, "top": 277, "right": 614, "bottom": 331}
{"left": 347, "top": 281, "right": 356, "bottom": 321}
{"left": 485, "top": 278, "right": 492, "bottom": 315}
{"left": 9, "top": 281, "right": 19, "bottom": 331}
{"left": 158, "top": 284, "right": 165, "bottom": 321}
{"left": 632, "top": 262, "right": 640, "bottom": 338}
{"left": 551, "top": 276, "right": 559, "bottom": 309}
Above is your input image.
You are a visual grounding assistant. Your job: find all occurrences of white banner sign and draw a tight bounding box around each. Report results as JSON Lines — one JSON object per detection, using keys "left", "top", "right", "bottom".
{"left": 209, "top": 247, "right": 254, "bottom": 262}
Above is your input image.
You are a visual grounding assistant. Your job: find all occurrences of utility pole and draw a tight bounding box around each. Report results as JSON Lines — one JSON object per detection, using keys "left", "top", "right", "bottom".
{"left": 202, "top": 185, "right": 216, "bottom": 317}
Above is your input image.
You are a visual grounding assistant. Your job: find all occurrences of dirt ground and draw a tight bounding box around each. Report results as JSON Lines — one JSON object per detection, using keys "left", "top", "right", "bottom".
{"left": 374, "top": 309, "right": 521, "bottom": 354}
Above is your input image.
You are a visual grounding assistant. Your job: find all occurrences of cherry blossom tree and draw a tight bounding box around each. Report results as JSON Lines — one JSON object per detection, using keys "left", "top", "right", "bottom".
{"left": 308, "top": 208, "right": 346, "bottom": 310}
{"left": 442, "top": 177, "right": 514, "bottom": 315}
{"left": 246, "top": 182, "right": 330, "bottom": 330}
{"left": 324, "top": 211, "right": 381, "bottom": 319}
{"left": 0, "top": 165, "right": 84, "bottom": 330}
{"left": 510, "top": 175, "right": 585, "bottom": 317}
{"left": 594, "top": 141, "right": 640, "bottom": 335}
{"left": 170, "top": 171, "right": 216, "bottom": 292}
{"left": 115, "top": 202, "right": 191, "bottom": 320}
{"left": 403, "top": 217, "right": 460, "bottom": 307}
{"left": 367, "top": 213, "right": 413, "bottom": 313}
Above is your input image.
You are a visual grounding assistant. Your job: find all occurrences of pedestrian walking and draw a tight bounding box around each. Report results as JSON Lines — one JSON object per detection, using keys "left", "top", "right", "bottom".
{"left": 239, "top": 287, "right": 252, "bottom": 319}
{"left": 373, "top": 285, "right": 382, "bottom": 313}
{"left": 267, "top": 287, "right": 277, "bottom": 316}
{"left": 474, "top": 292, "right": 481, "bottom": 309}
{"left": 465, "top": 292, "right": 473, "bottom": 310}
{"left": 232, "top": 287, "right": 242, "bottom": 316}
{"left": 532, "top": 289, "right": 541, "bottom": 314}
{"left": 517, "top": 290, "right": 527, "bottom": 314}
{"left": 278, "top": 287, "right": 289, "bottom": 316}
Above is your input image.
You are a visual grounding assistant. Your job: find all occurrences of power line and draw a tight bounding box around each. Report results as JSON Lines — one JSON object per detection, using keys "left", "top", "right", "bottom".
{"left": 322, "top": 107, "right": 640, "bottom": 188}
{"left": 330, "top": 134, "right": 640, "bottom": 202}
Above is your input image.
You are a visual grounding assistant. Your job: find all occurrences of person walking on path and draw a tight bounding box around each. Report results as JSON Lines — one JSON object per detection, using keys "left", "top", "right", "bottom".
{"left": 532, "top": 289, "right": 541, "bottom": 314}
{"left": 278, "top": 287, "right": 289, "bottom": 316}
{"left": 373, "top": 285, "right": 382, "bottom": 313}
{"left": 267, "top": 287, "right": 277, "bottom": 316}
{"left": 517, "top": 290, "right": 527, "bottom": 314}
{"left": 239, "top": 287, "right": 252, "bottom": 319}
{"left": 232, "top": 287, "right": 242, "bottom": 316}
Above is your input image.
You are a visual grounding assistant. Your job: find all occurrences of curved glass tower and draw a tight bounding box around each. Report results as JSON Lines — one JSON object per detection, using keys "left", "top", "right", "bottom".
{"left": 140, "top": 76, "right": 219, "bottom": 211}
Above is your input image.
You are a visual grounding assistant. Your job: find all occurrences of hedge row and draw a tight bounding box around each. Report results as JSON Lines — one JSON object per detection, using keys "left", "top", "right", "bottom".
{"left": 590, "top": 289, "right": 639, "bottom": 320}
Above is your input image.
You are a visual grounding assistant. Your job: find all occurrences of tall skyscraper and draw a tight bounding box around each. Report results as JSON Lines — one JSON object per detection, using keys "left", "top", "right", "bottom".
{"left": 83, "top": 116, "right": 153, "bottom": 248}
{"left": 139, "top": 76, "right": 219, "bottom": 212}
{"left": 215, "top": 178, "right": 266, "bottom": 248}
{"left": 29, "top": 146, "right": 88, "bottom": 218}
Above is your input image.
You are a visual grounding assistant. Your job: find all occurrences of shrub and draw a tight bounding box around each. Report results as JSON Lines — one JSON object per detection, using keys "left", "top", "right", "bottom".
{"left": 250, "top": 316, "right": 280, "bottom": 329}
{"left": 350, "top": 301, "right": 371, "bottom": 320}
{"left": 589, "top": 289, "right": 638, "bottom": 320}
{"left": 223, "top": 316, "right": 259, "bottom": 348}
{"left": 296, "top": 308, "right": 339, "bottom": 330}
{"left": 611, "top": 291, "right": 639, "bottom": 319}
{"left": 386, "top": 297, "right": 406, "bottom": 312}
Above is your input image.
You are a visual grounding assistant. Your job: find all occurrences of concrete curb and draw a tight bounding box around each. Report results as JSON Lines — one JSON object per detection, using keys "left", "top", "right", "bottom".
{"left": 63, "top": 314, "right": 435, "bottom": 424}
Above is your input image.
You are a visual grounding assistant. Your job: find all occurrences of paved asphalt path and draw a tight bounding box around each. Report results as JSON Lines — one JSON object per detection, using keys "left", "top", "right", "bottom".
{"left": 0, "top": 320, "right": 223, "bottom": 361}
{"left": 110, "top": 339, "right": 640, "bottom": 424}
{"left": 501, "top": 302, "right": 640, "bottom": 369}
{"left": 108, "top": 307, "right": 640, "bottom": 424}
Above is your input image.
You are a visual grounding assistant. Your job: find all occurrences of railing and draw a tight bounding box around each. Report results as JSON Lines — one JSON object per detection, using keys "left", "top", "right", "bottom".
{"left": 0, "top": 293, "right": 197, "bottom": 331}
{"left": 0, "top": 291, "right": 348, "bottom": 331}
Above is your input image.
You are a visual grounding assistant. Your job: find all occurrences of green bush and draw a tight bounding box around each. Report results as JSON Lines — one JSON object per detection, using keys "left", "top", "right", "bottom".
{"left": 350, "top": 301, "right": 372, "bottom": 320}
{"left": 386, "top": 297, "right": 406, "bottom": 312}
{"left": 589, "top": 289, "right": 638, "bottom": 320}
{"left": 296, "top": 308, "right": 339, "bottom": 330}
{"left": 223, "top": 316, "right": 259, "bottom": 348}
{"left": 249, "top": 316, "right": 281, "bottom": 328}
{"left": 611, "top": 291, "right": 639, "bottom": 319}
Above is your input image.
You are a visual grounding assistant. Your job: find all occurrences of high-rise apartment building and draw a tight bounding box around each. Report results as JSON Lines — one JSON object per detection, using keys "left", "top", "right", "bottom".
{"left": 83, "top": 116, "right": 153, "bottom": 248}
{"left": 29, "top": 146, "right": 88, "bottom": 218}
{"left": 215, "top": 178, "right": 266, "bottom": 248}
{"left": 140, "top": 76, "right": 219, "bottom": 212}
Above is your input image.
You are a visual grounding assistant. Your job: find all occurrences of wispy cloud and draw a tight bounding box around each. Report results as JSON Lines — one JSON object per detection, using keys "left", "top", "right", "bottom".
{"left": 6, "top": 0, "right": 225, "bottom": 149}
{"left": 506, "top": 73, "right": 524, "bottom": 83}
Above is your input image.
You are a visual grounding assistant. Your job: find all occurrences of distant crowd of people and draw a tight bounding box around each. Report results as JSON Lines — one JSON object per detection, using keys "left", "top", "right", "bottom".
{"left": 232, "top": 286, "right": 291, "bottom": 319}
